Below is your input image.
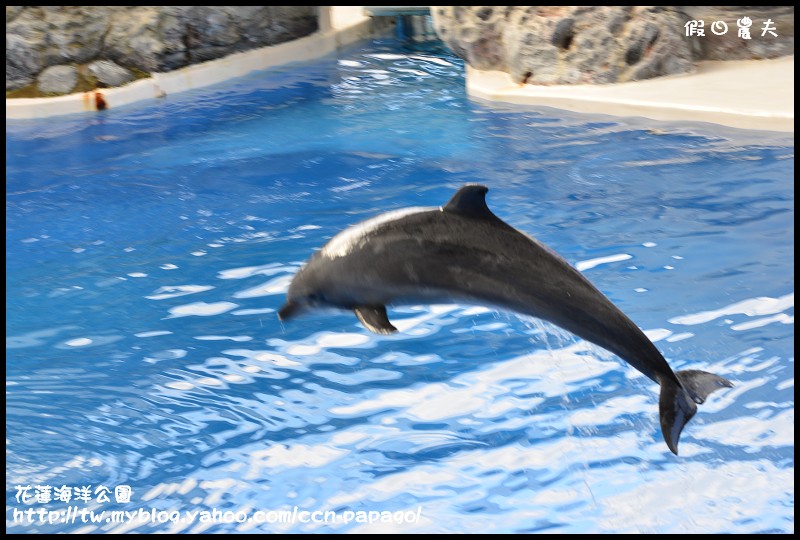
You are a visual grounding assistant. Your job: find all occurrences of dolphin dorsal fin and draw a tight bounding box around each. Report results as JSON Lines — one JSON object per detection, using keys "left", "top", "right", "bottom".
{"left": 443, "top": 184, "right": 497, "bottom": 221}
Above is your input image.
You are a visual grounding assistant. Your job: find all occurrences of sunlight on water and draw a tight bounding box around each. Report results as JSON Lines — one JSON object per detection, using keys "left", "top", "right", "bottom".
{"left": 669, "top": 293, "right": 794, "bottom": 325}
{"left": 575, "top": 253, "right": 633, "bottom": 271}
{"left": 6, "top": 37, "right": 793, "bottom": 534}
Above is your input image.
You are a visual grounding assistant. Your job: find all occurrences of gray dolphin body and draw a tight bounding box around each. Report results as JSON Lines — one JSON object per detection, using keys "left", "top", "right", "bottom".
{"left": 279, "top": 184, "right": 732, "bottom": 454}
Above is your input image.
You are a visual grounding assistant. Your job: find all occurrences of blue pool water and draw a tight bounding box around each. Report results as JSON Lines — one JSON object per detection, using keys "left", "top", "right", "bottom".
{"left": 6, "top": 39, "right": 794, "bottom": 533}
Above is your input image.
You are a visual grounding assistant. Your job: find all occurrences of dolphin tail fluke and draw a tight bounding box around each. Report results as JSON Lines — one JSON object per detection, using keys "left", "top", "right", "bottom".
{"left": 658, "top": 370, "right": 733, "bottom": 455}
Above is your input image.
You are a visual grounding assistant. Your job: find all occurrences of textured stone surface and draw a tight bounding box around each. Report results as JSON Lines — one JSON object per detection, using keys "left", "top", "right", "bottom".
{"left": 6, "top": 33, "right": 41, "bottom": 89}
{"left": 432, "top": 6, "right": 794, "bottom": 85}
{"left": 6, "top": 6, "right": 318, "bottom": 91}
{"left": 87, "top": 60, "right": 135, "bottom": 88}
{"left": 36, "top": 64, "right": 77, "bottom": 94}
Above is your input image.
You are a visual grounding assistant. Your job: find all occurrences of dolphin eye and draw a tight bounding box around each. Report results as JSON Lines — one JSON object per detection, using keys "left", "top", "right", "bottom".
{"left": 308, "top": 293, "right": 325, "bottom": 303}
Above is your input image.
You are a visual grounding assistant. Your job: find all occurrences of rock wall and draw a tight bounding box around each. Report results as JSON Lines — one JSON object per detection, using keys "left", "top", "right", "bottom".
{"left": 6, "top": 6, "right": 318, "bottom": 94}
{"left": 432, "top": 6, "right": 794, "bottom": 85}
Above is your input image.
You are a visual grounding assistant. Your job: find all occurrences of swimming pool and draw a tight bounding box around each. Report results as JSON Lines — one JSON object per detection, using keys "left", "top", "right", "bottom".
{"left": 6, "top": 38, "right": 794, "bottom": 533}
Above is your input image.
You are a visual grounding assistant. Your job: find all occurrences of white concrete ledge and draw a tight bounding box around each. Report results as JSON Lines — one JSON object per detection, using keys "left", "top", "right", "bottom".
{"left": 467, "top": 56, "right": 794, "bottom": 132}
{"left": 6, "top": 8, "right": 386, "bottom": 119}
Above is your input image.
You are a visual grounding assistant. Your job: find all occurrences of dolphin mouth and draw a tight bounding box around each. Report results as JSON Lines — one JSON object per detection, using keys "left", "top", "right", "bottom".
{"left": 278, "top": 301, "right": 301, "bottom": 321}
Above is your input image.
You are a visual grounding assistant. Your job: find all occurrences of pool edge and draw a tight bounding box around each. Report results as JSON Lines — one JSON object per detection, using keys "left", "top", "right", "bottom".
{"left": 466, "top": 56, "right": 794, "bottom": 133}
{"left": 5, "top": 9, "right": 391, "bottom": 120}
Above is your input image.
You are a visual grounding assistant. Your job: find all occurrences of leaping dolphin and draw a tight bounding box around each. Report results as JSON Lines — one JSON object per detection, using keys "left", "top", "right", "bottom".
{"left": 279, "top": 184, "right": 732, "bottom": 454}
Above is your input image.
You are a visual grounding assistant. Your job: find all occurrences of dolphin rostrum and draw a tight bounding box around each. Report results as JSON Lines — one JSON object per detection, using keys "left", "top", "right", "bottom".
{"left": 279, "top": 184, "right": 732, "bottom": 454}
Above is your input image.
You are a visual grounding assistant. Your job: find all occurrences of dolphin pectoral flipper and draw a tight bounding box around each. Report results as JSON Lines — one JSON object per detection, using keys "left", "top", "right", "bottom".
{"left": 659, "top": 370, "right": 733, "bottom": 454}
{"left": 354, "top": 306, "right": 397, "bottom": 335}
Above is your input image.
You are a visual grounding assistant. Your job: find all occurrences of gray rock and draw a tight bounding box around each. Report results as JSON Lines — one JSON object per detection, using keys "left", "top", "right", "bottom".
{"left": 104, "top": 6, "right": 317, "bottom": 73}
{"left": 87, "top": 60, "right": 134, "bottom": 87}
{"left": 7, "top": 6, "right": 319, "bottom": 90}
{"left": 433, "top": 6, "right": 794, "bottom": 85}
{"left": 105, "top": 8, "right": 167, "bottom": 73}
{"left": 36, "top": 64, "right": 77, "bottom": 94}
{"left": 228, "top": 6, "right": 318, "bottom": 48}
{"left": 6, "top": 6, "right": 24, "bottom": 23}
{"left": 39, "top": 6, "right": 112, "bottom": 65}
{"left": 6, "top": 33, "right": 41, "bottom": 90}
{"left": 6, "top": 7, "right": 46, "bottom": 41}
{"left": 6, "top": 67, "right": 33, "bottom": 91}
{"left": 433, "top": 6, "right": 695, "bottom": 85}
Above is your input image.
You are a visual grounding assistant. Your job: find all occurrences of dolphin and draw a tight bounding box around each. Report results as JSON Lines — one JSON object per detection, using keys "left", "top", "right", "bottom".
{"left": 279, "top": 184, "right": 732, "bottom": 454}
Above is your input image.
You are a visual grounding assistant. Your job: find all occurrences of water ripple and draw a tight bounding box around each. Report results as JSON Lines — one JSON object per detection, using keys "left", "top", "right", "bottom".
{"left": 6, "top": 37, "right": 793, "bottom": 534}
